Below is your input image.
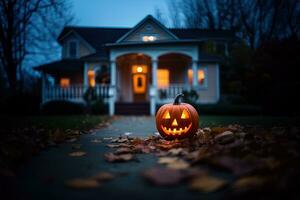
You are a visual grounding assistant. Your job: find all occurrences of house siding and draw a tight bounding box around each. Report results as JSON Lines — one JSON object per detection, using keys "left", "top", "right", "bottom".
{"left": 198, "top": 63, "right": 219, "bottom": 103}
{"left": 123, "top": 21, "right": 174, "bottom": 42}
{"left": 62, "top": 33, "right": 92, "bottom": 59}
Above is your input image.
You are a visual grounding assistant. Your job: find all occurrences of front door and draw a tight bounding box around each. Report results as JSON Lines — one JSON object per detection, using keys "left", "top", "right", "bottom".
{"left": 132, "top": 65, "right": 147, "bottom": 102}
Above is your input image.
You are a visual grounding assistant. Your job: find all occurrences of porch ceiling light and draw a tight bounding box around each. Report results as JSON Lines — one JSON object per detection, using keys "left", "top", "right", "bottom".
{"left": 137, "top": 66, "right": 143, "bottom": 73}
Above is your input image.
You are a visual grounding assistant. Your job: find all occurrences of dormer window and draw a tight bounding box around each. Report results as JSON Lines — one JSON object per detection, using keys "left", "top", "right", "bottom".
{"left": 142, "top": 35, "right": 157, "bottom": 42}
{"left": 68, "top": 41, "right": 78, "bottom": 58}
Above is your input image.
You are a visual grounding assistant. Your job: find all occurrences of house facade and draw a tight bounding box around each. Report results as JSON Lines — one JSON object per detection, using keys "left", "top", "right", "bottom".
{"left": 35, "top": 15, "right": 236, "bottom": 115}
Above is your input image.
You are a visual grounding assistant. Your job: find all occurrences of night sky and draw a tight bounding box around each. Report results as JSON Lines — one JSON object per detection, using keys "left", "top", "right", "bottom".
{"left": 72, "top": 0, "right": 169, "bottom": 27}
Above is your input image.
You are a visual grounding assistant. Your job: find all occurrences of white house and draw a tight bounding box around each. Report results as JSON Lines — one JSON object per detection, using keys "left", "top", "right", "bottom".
{"left": 35, "top": 15, "right": 236, "bottom": 115}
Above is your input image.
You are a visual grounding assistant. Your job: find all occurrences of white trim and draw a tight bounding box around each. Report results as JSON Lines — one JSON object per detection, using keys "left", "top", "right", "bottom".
{"left": 83, "top": 62, "right": 88, "bottom": 87}
{"left": 116, "top": 15, "right": 178, "bottom": 43}
{"left": 216, "top": 63, "right": 220, "bottom": 102}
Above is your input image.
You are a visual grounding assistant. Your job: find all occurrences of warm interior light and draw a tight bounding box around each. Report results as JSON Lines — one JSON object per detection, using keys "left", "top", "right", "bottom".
{"left": 137, "top": 66, "right": 143, "bottom": 73}
{"left": 88, "top": 70, "right": 96, "bottom": 87}
{"left": 132, "top": 65, "right": 147, "bottom": 73}
{"left": 60, "top": 78, "right": 70, "bottom": 88}
{"left": 198, "top": 70, "right": 205, "bottom": 85}
{"left": 142, "top": 35, "right": 156, "bottom": 42}
{"left": 188, "top": 69, "right": 205, "bottom": 85}
{"left": 133, "top": 74, "right": 146, "bottom": 93}
{"left": 157, "top": 69, "right": 169, "bottom": 89}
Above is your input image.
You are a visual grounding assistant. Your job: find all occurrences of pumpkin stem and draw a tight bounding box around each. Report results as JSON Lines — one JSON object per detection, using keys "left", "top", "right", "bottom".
{"left": 174, "top": 93, "right": 184, "bottom": 105}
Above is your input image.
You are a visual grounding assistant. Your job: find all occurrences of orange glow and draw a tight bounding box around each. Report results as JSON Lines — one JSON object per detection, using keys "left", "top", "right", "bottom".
{"left": 157, "top": 69, "right": 169, "bottom": 89}
{"left": 88, "top": 70, "right": 96, "bottom": 87}
{"left": 133, "top": 74, "right": 146, "bottom": 93}
{"left": 60, "top": 78, "right": 70, "bottom": 88}
{"left": 188, "top": 69, "right": 205, "bottom": 85}
{"left": 132, "top": 65, "right": 147, "bottom": 73}
{"left": 142, "top": 35, "right": 156, "bottom": 42}
{"left": 172, "top": 119, "right": 178, "bottom": 126}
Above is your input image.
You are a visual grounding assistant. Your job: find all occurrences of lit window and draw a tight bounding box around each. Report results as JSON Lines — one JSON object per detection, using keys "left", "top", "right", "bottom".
{"left": 188, "top": 69, "right": 206, "bottom": 87}
{"left": 60, "top": 78, "right": 70, "bottom": 88}
{"left": 88, "top": 70, "right": 96, "bottom": 87}
{"left": 69, "top": 41, "right": 77, "bottom": 57}
{"left": 142, "top": 35, "right": 156, "bottom": 42}
{"left": 157, "top": 69, "right": 169, "bottom": 89}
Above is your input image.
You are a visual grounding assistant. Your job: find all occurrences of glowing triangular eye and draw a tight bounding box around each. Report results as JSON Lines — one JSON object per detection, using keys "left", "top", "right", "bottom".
{"left": 181, "top": 110, "right": 190, "bottom": 119}
{"left": 163, "top": 111, "right": 171, "bottom": 119}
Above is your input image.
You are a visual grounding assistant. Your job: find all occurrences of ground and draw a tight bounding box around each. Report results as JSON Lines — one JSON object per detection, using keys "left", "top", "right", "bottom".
{"left": 1, "top": 116, "right": 300, "bottom": 200}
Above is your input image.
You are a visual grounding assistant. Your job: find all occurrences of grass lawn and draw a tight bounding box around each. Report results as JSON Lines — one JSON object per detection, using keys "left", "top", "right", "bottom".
{"left": 0, "top": 115, "right": 109, "bottom": 131}
{"left": 200, "top": 115, "right": 300, "bottom": 127}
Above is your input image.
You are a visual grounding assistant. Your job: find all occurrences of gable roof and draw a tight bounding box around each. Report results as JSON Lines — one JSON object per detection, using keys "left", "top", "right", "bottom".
{"left": 116, "top": 15, "right": 178, "bottom": 43}
{"left": 57, "top": 16, "right": 236, "bottom": 59}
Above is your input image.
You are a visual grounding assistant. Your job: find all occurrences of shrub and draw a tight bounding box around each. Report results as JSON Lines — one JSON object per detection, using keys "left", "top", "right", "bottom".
{"left": 194, "top": 103, "right": 262, "bottom": 115}
{"left": 41, "top": 100, "right": 85, "bottom": 115}
{"left": 0, "top": 92, "right": 40, "bottom": 115}
{"left": 83, "top": 87, "right": 107, "bottom": 115}
{"left": 90, "top": 99, "right": 107, "bottom": 115}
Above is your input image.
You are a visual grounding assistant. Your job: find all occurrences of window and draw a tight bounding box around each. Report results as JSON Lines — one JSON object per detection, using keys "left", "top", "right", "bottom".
{"left": 88, "top": 70, "right": 96, "bottom": 87}
{"left": 60, "top": 78, "right": 70, "bottom": 88}
{"left": 142, "top": 35, "right": 157, "bottom": 42}
{"left": 188, "top": 68, "right": 207, "bottom": 87}
{"left": 157, "top": 69, "right": 169, "bottom": 89}
{"left": 69, "top": 41, "right": 78, "bottom": 57}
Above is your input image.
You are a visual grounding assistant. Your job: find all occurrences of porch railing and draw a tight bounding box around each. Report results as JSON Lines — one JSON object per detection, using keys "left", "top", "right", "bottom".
{"left": 157, "top": 84, "right": 191, "bottom": 102}
{"left": 42, "top": 84, "right": 110, "bottom": 103}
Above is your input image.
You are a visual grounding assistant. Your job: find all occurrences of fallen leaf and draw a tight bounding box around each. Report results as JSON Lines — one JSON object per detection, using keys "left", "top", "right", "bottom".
{"left": 142, "top": 167, "right": 185, "bottom": 186}
{"left": 132, "top": 144, "right": 151, "bottom": 154}
{"left": 65, "top": 178, "right": 100, "bottom": 189}
{"left": 158, "top": 157, "right": 179, "bottom": 164}
{"left": 91, "top": 139, "right": 102, "bottom": 143}
{"left": 51, "top": 129, "right": 65, "bottom": 143}
{"left": 67, "top": 138, "right": 78, "bottom": 143}
{"left": 233, "top": 176, "right": 266, "bottom": 191}
{"left": 168, "top": 148, "right": 184, "bottom": 156}
{"left": 189, "top": 175, "right": 227, "bottom": 192}
{"left": 167, "top": 159, "right": 190, "bottom": 170}
{"left": 207, "top": 156, "right": 259, "bottom": 176}
{"left": 158, "top": 157, "right": 190, "bottom": 170}
{"left": 114, "top": 147, "right": 134, "bottom": 154}
{"left": 71, "top": 144, "right": 82, "bottom": 150}
{"left": 104, "top": 153, "right": 134, "bottom": 162}
{"left": 68, "top": 151, "right": 86, "bottom": 157}
{"left": 91, "top": 171, "right": 115, "bottom": 182}
{"left": 214, "top": 131, "right": 235, "bottom": 144}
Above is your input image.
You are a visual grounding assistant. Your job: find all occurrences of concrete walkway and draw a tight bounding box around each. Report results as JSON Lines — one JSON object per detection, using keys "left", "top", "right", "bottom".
{"left": 16, "top": 116, "right": 215, "bottom": 200}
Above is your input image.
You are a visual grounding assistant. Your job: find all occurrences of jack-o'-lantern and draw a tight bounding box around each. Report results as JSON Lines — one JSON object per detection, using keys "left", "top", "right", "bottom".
{"left": 156, "top": 93, "right": 199, "bottom": 140}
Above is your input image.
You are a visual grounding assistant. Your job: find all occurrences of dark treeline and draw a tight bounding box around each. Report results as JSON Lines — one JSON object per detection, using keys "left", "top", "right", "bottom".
{"left": 0, "top": 0, "right": 73, "bottom": 93}
{"left": 158, "top": 0, "right": 300, "bottom": 115}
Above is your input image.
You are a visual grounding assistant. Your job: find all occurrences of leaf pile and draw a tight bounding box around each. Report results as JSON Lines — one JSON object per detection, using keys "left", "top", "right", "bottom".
{"left": 103, "top": 125, "right": 300, "bottom": 198}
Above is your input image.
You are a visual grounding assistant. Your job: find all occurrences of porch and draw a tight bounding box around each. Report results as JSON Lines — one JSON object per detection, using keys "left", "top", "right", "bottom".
{"left": 38, "top": 45, "right": 220, "bottom": 115}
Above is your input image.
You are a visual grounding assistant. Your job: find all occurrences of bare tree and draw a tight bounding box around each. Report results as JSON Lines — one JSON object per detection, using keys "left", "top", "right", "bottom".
{"left": 0, "top": 0, "right": 73, "bottom": 92}
{"left": 167, "top": 0, "right": 300, "bottom": 48}
{"left": 154, "top": 6, "right": 168, "bottom": 26}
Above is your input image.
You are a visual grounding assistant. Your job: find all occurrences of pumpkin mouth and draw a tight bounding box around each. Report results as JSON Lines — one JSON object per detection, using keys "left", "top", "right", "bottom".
{"left": 161, "top": 123, "right": 192, "bottom": 135}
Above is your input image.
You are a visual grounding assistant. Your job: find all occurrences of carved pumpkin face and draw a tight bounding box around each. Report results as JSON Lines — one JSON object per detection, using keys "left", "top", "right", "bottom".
{"left": 156, "top": 94, "right": 199, "bottom": 140}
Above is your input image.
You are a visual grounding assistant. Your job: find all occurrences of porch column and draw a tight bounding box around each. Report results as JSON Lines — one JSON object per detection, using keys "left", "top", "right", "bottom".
{"left": 150, "top": 59, "right": 158, "bottom": 116}
{"left": 192, "top": 60, "right": 198, "bottom": 88}
{"left": 83, "top": 62, "right": 88, "bottom": 87}
{"left": 109, "top": 60, "right": 116, "bottom": 116}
